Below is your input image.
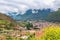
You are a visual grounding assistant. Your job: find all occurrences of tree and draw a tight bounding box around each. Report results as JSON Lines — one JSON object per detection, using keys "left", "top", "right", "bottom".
{"left": 25, "top": 22, "right": 33, "bottom": 30}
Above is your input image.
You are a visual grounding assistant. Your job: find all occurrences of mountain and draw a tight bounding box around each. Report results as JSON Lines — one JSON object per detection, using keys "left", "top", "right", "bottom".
{"left": 1, "top": 8, "right": 60, "bottom": 23}
{"left": 8, "top": 9, "right": 52, "bottom": 21}
{"left": 46, "top": 9, "right": 60, "bottom": 22}
{"left": 22, "top": 9, "right": 51, "bottom": 21}
{"left": 0, "top": 13, "right": 18, "bottom": 28}
{"left": 8, "top": 12, "right": 22, "bottom": 21}
{"left": 0, "top": 13, "right": 15, "bottom": 22}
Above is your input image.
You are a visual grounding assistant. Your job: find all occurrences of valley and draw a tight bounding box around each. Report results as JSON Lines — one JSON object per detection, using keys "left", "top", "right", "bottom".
{"left": 0, "top": 9, "right": 60, "bottom": 40}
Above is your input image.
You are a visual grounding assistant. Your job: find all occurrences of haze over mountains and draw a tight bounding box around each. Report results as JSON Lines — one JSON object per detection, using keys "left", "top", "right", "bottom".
{"left": 0, "top": 8, "right": 60, "bottom": 22}
{"left": 0, "top": 0, "right": 60, "bottom": 22}
{"left": 7, "top": 9, "right": 52, "bottom": 21}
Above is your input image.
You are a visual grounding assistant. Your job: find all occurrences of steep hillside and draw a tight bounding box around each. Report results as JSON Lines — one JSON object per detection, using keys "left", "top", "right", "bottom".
{"left": 46, "top": 9, "right": 60, "bottom": 22}
{"left": 0, "top": 13, "right": 15, "bottom": 22}
{"left": 0, "top": 13, "right": 17, "bottom": 28}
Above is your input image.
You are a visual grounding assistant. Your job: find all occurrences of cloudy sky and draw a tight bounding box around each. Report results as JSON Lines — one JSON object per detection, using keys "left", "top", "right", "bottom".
{"left": 0, "top": 0, "right": 60, "bottom": 14}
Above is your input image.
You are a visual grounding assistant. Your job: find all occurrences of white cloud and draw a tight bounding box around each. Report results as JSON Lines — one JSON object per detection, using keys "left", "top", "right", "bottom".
{"left": 0, "top": 0, "right": 60, "bottom": 14}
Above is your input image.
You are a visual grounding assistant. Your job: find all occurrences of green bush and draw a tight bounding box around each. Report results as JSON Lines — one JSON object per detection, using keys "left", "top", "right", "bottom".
{"left": 26, "top": 26, "right": 60, "bottom": 40}
{"left": 39, "top": 26, "right": 60, "bottom": 40}
{"left": 25, "top": 22, "right": 33, "bottom": 30}
{"left": 27, "top": 34, "right": 36, "bottom": 40}
{"left": 6, "top": 36, "right": 12, "bottom": 40}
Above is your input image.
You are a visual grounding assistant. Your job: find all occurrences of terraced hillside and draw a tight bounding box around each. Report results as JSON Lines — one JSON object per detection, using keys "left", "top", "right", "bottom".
{"left": 0, "top": 13, "right": 18, "bottom": 30}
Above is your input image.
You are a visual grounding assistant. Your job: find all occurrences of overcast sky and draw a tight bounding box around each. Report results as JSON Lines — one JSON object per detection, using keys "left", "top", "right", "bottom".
{"left": 0, "top": 0, "right": 60, "bottom": 14}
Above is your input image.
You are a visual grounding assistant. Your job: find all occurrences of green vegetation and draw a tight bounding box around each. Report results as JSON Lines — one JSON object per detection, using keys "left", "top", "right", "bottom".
{"left": 18, "top": 22, "right": 27, "bottom": 27}
{"left": 25, "top": 25, "right": 60, "bottom": 40}
{"left": 0, "top": 20, "right": 15, "bottom": 30}
{"left": 27, "top": 34, "right": 36, "bottom": 40}
{"left": 46, "top": 9, "right": 60, "bottom": 22}
{"left": 25, "top": 22, "right": 33, "bottom": 30}
{"left": 0, "top": 20, "right": 9, "bottom": 24}
{"left": 39, "top": 26, "right": 60, "bottom": 40}
{"left": 18, "top": 22, "right": 33, "bottom": 30}
{"left": 0, "top": 13, "right": 60, "bottom": 40}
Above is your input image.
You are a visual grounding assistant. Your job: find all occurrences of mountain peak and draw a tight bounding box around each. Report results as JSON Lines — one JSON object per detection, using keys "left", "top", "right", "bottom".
{"left": 9, "top": 9, "right": 51, "bottom": 21}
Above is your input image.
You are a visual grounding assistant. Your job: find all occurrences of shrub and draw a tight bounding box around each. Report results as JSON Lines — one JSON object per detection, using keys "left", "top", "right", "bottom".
{"left": 27, "top": 34, "right": 37, "bottom": 40}
{"left": 25, "top": 22, "right": 33, "bottom": 30}
{"left": 27, "top": 25, "right": 60, "bottom": 40}
{"left": 39, "top": 26, "right": 60, "bottom": 40}
{"left": 6, "top": 36, "right": 12, "bottom": 40}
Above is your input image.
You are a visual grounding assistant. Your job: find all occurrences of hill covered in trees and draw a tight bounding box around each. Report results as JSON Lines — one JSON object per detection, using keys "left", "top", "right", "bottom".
{"left": 46, "top": 9, "right": 60, "bottom": 22}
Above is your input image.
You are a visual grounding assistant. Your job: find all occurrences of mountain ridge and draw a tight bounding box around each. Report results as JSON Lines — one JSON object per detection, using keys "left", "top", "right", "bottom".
{"left": 7, "top": 9, "right": 52, "bottom": 21}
